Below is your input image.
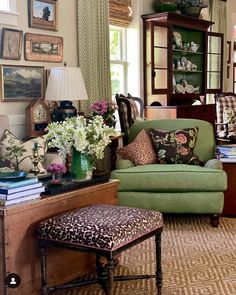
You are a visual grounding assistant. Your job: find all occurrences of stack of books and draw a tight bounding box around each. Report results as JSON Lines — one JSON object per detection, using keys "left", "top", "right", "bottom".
{"left": 0, "top": 177, "right": 45, "bottom": 206}
{"left": 216, "top": 145, "right": 236, "bottom": 159}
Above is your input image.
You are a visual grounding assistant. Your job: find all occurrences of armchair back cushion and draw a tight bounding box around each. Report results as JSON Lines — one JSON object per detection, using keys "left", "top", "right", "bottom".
{"left": 129, "top": 119, "right": 215, "bottom": 163}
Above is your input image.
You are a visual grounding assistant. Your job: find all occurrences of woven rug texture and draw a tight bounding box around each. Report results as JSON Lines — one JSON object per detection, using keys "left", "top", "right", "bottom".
{"left": 55, "top": 215, "right": 236, "bottom": 295}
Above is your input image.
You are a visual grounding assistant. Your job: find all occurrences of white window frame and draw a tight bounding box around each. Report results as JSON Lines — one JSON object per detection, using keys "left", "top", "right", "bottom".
{"left": 110, "top": 25, "right": 128, "bottom": 97}
{"left": 0, "top": 0, "right": 18, "bottom": 26}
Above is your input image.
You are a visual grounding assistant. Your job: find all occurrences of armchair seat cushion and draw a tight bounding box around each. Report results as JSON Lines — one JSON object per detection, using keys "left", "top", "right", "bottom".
{"left": 111, "top": 164, "right": 227, "bottom": 192}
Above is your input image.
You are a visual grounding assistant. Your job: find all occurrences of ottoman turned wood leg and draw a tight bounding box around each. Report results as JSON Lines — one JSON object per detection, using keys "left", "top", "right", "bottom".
{"left": 96, "top": 255, "right": 108, "bottom": 294}
{"left": 37, "top": 204, "right": 163, "bottom": 295}
{"left": 106, "top": 257, "right": 115, "bottom": 295}
{"left": 155, "top": 232, "right": 162, "bottom": 294}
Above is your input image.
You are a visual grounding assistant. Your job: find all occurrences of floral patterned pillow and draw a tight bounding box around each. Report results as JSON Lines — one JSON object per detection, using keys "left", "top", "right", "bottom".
{"left": 0, "top": 129, "right": 47, "bottom": 172}
{"left": 117, "top": 129, "right": 157, "bottom": 165}
{"left": 223, "top": 107, "right": 236, "bottom": 135}
{"left": 148, "top": 127, "right": 201, "bottom": 165}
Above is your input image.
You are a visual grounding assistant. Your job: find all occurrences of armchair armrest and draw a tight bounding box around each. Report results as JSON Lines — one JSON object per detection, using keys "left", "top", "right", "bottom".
{"left": 204, "top": 159, "right": 223, "bottom": 170}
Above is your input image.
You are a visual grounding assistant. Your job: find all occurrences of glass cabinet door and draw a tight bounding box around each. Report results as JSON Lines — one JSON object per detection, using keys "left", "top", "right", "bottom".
{"left": 151, "top": 22, "right": 170, "bottom": 94}
{"left": 206, "top": 32, "right": 223, "bottom": 93}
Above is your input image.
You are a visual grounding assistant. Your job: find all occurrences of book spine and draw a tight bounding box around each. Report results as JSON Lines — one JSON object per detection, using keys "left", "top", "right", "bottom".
{"left": 0, "top": 186, "right": 45, "bottom": 200}
{"left": 0, "top": 182, "right": 43, "bottom": 194}
{"left": 0, "top": 177, "right": 38, "bottom": 189}
{"left": 0, "top": 194, "right": 41, "bottom": 206}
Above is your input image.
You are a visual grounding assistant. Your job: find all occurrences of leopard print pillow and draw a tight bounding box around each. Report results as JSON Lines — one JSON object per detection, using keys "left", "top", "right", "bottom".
{"left": 117, "top": 129, "right": 157, "bottom": 165}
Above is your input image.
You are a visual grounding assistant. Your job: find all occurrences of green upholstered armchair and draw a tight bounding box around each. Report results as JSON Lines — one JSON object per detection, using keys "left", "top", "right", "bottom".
{"left": 111, "top": 119, "right": 227, "bottom": 227}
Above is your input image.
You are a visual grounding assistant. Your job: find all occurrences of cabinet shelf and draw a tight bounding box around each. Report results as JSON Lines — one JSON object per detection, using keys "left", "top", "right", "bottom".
{"left": 173, "top": 49, "right": 203, "bottom": 55}
{"left": 174, "top": 70, "right": 203, "bottom": 73}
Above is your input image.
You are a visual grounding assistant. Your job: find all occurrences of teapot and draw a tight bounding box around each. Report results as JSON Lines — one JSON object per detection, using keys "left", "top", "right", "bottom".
{"left": 189, "top": 42, "right": 199, "bottom": 52}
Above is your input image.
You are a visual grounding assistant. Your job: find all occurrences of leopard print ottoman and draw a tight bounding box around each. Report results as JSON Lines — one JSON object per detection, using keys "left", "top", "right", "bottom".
{"left": 37, "top": 204, "right": 163, "bottom": 295}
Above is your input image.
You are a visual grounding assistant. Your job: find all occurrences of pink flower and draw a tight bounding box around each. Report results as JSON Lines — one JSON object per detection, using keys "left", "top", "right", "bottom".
{"left": 178, "top": 147, "right": 189, "bottom": 155}
{"left": 176, "top": 133, "right": 187, "bottom": 144}
{"left": 90, "top": 100, "right": 117, "bottom": 127}
{"left": 47, "top": 163, "right": 67, "bottom": 174}
{"left": 90, "top": 100, "right": 108, "bottom": 115}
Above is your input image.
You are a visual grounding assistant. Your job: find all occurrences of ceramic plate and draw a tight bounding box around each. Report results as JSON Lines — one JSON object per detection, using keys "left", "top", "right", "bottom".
{"left": 176, "top": 84, "right": 185, "bottom": 94}
{"left": 185, "top": 84, "right": 195, "bottom": 94}
{"left": 181, "top": 56, "right": 187, "bottom": 65}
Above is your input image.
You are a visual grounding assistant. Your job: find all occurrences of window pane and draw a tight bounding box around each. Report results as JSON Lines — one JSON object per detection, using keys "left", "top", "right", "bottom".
{"left": 207, "top": 72, "right": 221, "bottom": 89}
{"left": 154, "top": 48, "right": 168, "bottom": 68}
{"left": 154, "top": 69, "right": 167, "bottom": 89}
{"left": 154, "top": 26, "right": 167, "bottom": 47}
{"left": 110, "top": 28, "right": 121, "bottom": 61}
{"left": 208, "top": 36, "right": 221, "bottom": 54}
{"left": 110, "top": 64, "right": 124, "bottom": 95}
{"left": 0, "top": 0, "right": 9, "bottom": 10}
{"left": 207, "top": 54, "right": 221, "bottom": 71}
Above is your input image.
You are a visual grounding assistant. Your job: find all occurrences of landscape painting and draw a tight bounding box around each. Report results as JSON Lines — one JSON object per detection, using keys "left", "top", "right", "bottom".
{"left": 0, "top": 65, "right": 44, "bottom": 101}
{"left": 28, "top": 0, "right": 58, "bottom": 31}
{"left": 25, "top": 33, "right": 63, "bottom": 62}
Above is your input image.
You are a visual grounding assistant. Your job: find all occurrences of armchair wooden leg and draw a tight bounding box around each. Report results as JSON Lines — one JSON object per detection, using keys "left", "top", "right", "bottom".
{"left": 211, "top": 214, "right": 220, "bottom": 227}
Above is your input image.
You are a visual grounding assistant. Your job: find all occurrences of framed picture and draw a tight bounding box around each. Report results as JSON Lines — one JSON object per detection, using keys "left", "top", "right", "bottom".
{"left": 0, "top": 65, "right": 44, "bottom": 102}
{"left": 28, "top": 0, "right": 58, "bottom": 31}
{"left": 227, "top": 41, "right": 231, "bottom": 64}
{"left": 1, "top": 28, "right": 23, "bottom": 60}
{"left": 25, "top": 33, "right": 63, "bottom": 62}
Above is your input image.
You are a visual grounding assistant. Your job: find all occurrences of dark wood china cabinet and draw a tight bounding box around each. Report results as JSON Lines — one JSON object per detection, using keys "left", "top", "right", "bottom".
{"left": 141, "top": 12, "right": 223, "bottom": 124}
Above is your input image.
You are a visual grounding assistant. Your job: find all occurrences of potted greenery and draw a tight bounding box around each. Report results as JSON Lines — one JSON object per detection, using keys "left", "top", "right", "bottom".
{"left": 152, "top": 0, "right": 177, "bottom": 13}
{"left": 177, "top": 0, "right": 208, "bottom": 17}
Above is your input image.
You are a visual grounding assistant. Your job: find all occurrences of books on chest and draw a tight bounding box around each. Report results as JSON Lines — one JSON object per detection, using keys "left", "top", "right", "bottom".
{"left": 0, "top": 176, "right": 45, "bottom": 206}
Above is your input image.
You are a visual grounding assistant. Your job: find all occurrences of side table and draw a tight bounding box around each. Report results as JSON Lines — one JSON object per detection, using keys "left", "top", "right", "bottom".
{"left": 221, "top": 158, "right": 236, "bottom": 216}
{"left": 0, "top": 180, "right": 119, "bottom": 295}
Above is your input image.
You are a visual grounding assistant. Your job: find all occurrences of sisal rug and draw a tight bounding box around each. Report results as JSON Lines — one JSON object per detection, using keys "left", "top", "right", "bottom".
{"left": 56, "top": 215, "right": 236, "bottom": 295}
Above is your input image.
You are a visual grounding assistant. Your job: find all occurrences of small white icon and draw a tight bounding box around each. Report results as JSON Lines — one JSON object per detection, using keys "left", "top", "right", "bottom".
{"left": 10, "top": 278, "right": 16, "bottom": 285}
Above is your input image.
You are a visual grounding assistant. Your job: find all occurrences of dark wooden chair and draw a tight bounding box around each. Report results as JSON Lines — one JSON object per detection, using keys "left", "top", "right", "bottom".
{"left": 215, "top": 92, "right": 236, "bottom": 143}
{"left": 115, "top": 93, "right": 144, "bottom": 145}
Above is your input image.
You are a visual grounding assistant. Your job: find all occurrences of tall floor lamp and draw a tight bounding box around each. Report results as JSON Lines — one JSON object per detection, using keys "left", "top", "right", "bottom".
{"left": 45, "top": 67, "right": 88, "bottom": 122}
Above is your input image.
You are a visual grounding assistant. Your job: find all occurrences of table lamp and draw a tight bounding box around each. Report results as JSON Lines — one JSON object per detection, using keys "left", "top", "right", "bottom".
{"left": 45, "top": 67, "right": 88, "bottom": 122}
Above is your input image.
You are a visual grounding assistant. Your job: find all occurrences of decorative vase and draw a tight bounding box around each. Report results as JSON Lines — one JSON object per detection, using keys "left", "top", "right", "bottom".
{"left": 70, "top": 148, "right": 94, "bottom": 182}
{"left": 50, "top": 172, "right": 63, "bottom": 185}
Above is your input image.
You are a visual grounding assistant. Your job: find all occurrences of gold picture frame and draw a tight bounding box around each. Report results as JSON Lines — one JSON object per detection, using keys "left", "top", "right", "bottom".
{"left": 1, "top": 28, "right": 23, "bottom": 60}
{"left": 0, "top": 65, "right": 44, "bottom": 102}
{"left": 25, "top": 33, "right": 63, "bottom": 62}
{"left": 28, "top": 0, "right": 58, "bottom": 31}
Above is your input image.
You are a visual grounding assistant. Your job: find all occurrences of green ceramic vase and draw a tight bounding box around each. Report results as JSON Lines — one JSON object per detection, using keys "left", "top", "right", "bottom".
{"left": 70, "top": 148, "right": 94, "bottom": 182}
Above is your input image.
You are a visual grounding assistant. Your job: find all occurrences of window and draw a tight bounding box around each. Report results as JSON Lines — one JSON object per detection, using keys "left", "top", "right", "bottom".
{"left": 0, "top": 0, "right": 9, "bottom": 11}
{"left": 0, "top": 0, "right": 18, "bottom": 26}
{"left": 110, "top": 25, "right": 128, "bottom": 97}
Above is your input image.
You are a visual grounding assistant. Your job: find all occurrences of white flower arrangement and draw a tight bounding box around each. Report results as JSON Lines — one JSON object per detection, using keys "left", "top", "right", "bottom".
{"left": 46, "top": 115, "right": 118, "bottom": 160}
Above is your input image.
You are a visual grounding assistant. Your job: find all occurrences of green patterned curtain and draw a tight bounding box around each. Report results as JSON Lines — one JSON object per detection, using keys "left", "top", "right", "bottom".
{"left": 209, "top": 0, "right": 227, "bottom": 91}
{"left": 77, "top": 0, "right": 112, "bottom": 114}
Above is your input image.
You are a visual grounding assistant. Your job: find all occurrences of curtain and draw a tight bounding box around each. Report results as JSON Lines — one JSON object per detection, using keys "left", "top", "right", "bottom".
{"left": 77, "top": 0, "right": 112, "bottom": 114}
{"left": 109, "top": 0, "right": 133, "bottom": 27}
{"left": 209, "top": 0, "right": 227, "bottom": 91}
